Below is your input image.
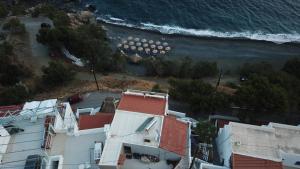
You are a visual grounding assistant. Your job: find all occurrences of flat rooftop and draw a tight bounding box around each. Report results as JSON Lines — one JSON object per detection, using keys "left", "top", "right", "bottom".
{"left": 48, "top": 131, "right": 107, "bottom": 169}
{"left": 228, "top": 122, "right": 300, "bottom": 162}
{"left": 100, "top": 110, "right": 163, "bottom": 166}
{"left": 1, "top": 119, "right": 45, "bottom": 169}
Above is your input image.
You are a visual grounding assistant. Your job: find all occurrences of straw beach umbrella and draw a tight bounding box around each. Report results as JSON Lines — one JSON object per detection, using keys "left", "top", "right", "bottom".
{"left": 141, "top": 39, "right": 147, "bottom": 43}
{"left": 136, "top": 42, "right": 142, "bottom": 46}
{"left": 131, "top": 46, "right": 136, "bottom": 50}
{"left": 150, "top": 44, "right": 156, "bottom": 49}
{"left": 152, "top": 49, "right": 158, "bottom": 54}
{"left": 124, "top": 45, "right": 129, "bottom": 49}
{"left": 143, "top": 43, "right": 149, "bottom": 48}
{"left": 138, "top": 47, "right": 143, "bottom": 51}
{"left": 163, "top": 42, "right": 168, "bottom": 46}
{"left": 134, "top": 37, "right": 140, "bottom": 42}
{"left": 160, "top": 50, "right": 166, "bottom": 54}
{"left": 149, "top": 40, "right": 154, "bottom": 44}
{"left": 128, "top": 36, "right": 133, "bottom": 40}
{"left": 155, "top": 41, "right": 161, "bottom": 45}
{"left": 122, "top": 40, "right": 128, "bottom": 44}
{"left": 129, "top": 41, "right": 135, "bottom": 46}
{"left": 165, "top": 46, "right": 171, "bottom": 51}
{"left": 157, "top": 46, "right": 163, "bottom": 50}
{"left": 117, "top": 43, "right": 122, "bottom": 48}
{"left": 145, "top": 48, "right": 151, "bottom": 54}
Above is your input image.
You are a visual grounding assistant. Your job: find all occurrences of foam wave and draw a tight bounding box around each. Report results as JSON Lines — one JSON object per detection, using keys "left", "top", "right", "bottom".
{"left": 96, "top": 17, "right": 300, "bottom": 44}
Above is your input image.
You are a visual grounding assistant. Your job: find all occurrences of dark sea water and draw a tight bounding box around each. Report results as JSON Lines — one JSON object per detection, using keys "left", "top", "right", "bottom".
{"left": 83, "top": 0, "right": 300, "bottom": 43}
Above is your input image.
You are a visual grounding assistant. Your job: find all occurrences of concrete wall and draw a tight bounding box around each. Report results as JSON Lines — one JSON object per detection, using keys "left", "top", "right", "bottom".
{"left": 216, "top": 125, "right": 232, "bottom": 167}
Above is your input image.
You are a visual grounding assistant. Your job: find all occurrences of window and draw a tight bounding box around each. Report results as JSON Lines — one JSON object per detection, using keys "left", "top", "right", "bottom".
{"left": 124, "top": 146, "right": 132, "bottom": 154}
{"left": 144, "top": 139, "right": 151, "bottom": 143}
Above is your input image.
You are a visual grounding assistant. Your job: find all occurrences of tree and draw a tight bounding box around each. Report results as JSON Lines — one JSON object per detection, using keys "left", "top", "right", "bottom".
{"left": 192, "top": 61, "right": 218, "bottom": 79}
{"left": 3, "top": 17, "right": 26, "bottom": 34}
{"left": 0, "top": 84, "right": 30, "bottom": 106}
{"left": 151, "top": 84, "right": 163, "bottom": 93}
{"left": 282, "top": 58, "right": 300, "bottom": 79}
{"left": 42, "top": 61, "right": 75, "bottom": 87}
{"left": 178, "top": 57, "right": 193, "bottom": 78}
{"left": 235, "top": 75, "right": 288, "bottom": 113}
{"left": 0, "top": 2, "right": 8, "bottom": 18}
{"left": 169, "top": 78, "right": 231, "bottom": 113}
{"left": 194, "top": 121, "right": 217, "bottom": 144}
{"left": 239, "top": 62, "right": 274, "bottom": 79}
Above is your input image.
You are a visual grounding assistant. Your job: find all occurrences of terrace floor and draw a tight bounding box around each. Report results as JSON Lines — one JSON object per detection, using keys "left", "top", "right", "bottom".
{"left": 1, "top": 119, "right": 45, "bottom": 169}
{"left": 48, "top": 131, "right": 106, "bottom": 169}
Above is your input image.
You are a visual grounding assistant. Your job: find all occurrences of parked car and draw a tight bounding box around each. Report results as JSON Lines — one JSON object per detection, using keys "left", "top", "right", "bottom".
{"left": 67, "top": 93, "right": 83, "bottom": 104}
{"left": 40, "top": 23, "right": 51, "bottom": 28}
{"left": 24, "top": 155, "right": 42, "bottom": 169}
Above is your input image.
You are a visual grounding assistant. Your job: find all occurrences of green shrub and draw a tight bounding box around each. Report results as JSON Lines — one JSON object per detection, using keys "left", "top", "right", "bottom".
{"left": 3, "top": 17, "right": 26, "bottom": 34}
{"left": 0, "top": 2, "right": 8, "bottom": 18}
{"left": 42, "top": 61, "right": 75, "bottom": 87}
{"left": 0, "top": 84, "right": 30, "bottom": 105}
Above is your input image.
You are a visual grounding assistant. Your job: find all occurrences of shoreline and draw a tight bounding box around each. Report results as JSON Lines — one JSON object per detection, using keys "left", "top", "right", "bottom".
{"left": 102, "top": 22, "right": 300, "bottom": 72}
{"left": 98, "top": 20, "right": 300, "bottom": 45}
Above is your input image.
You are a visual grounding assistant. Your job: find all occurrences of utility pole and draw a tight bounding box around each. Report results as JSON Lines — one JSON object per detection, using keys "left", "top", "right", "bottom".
{"left": 215, "top": 68, "right": 223, "bottom": 90}
{"left": 91, "top": 57, "right": 100, "bottom": 91}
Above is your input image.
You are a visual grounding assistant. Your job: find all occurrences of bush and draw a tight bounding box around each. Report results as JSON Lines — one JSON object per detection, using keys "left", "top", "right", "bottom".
{"left": 282, "top": 58, "right": 300, "bottom": 79}
{"left": 195, "top": 121, "right": 217, "bottom": 144}
{"left": 0, "top": 84, "right": 30, "bottom": 105}
{"left": 151, "top": 84, "right": 163, "bottom": 93}
{"left": 235, "top": 75, "right": 288, "bottom": 113}
{"left": 42, "top": 61, "right": 75, "bottom": 87}
{"left": 192, "top": 61, "right": 218, "bottom": 79}
{"left": 143, "top": 57, "right": 218, "bottom": 79}
{"left": 0, "top": 2, "right": 8, "bottom": 18}
{"left": 239, "top": 62, "right": 274, "bottom": 79}
{"left": 32, "top": 4, "right": 70, "bottom": 27}
{"left": 3, "top": 17, "right": 26, "bottom": 34}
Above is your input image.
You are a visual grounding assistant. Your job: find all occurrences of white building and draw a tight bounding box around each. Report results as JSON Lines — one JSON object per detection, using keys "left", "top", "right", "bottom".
{"left": 99, "top": 90, "right": 191, "bottom": 169}
{"left": 0, "top": 99, "right": 109, "bottom": 169}
{"left": 0, "top": 90, "right": 191, "bottom": 169}
{"left": 216, "top": 122, "right": 300, "bottom": 169}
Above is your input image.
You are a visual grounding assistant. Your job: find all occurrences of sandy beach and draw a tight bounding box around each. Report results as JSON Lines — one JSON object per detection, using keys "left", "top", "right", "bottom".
{"left": 103, "top": 22, "right": 300, "bottom": 72}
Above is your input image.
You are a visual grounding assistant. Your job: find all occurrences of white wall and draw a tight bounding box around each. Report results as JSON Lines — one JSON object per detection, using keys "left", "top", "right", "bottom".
{"left": 216, "top": 125, "right": 232, "bottom": 167}
{"left": 54, "top": 103, "right": 78, "bottom": 134}
{"left": 0, "top": 126, "right": 10, "bottom": 163}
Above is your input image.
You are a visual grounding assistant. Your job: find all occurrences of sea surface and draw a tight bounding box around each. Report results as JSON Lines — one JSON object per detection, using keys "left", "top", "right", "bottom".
{"left": 83, "top": 0, "right": 300, "bottom": 44}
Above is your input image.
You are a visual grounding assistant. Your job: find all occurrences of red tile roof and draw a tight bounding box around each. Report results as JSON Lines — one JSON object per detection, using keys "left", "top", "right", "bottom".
{"left": 0, "top": 105, "right": 23, "bottom": 117}
{"left": 160, "top": 116, "right": 188, "bottom": 156}
{"left": 117, "top": 94, "right": 166, "bottom": 115}
{"left": 79, "top": 113, "right": 114, "bottom": 130}
{"left": 232, "top": 154, "right": 283, "bottom": 169}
